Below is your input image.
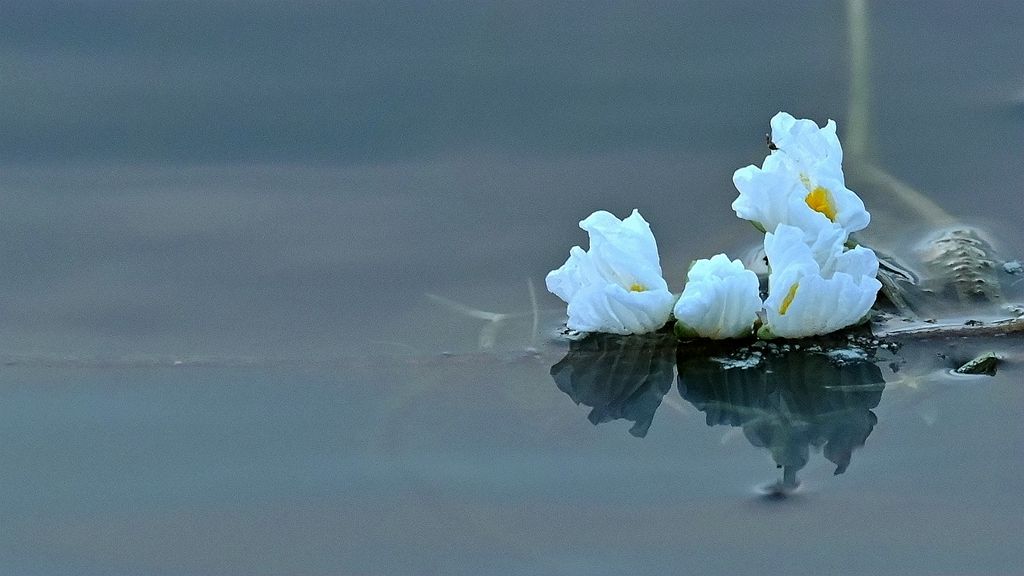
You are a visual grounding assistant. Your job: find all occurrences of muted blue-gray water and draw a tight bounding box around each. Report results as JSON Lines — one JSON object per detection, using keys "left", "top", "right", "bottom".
{"left": 1, "top": 1, "right": 1023, "bottom": 574}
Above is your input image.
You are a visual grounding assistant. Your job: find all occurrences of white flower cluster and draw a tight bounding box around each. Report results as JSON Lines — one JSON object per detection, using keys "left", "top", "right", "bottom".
{"left": 546, "top": 112, "right": 881, "bottom": 339}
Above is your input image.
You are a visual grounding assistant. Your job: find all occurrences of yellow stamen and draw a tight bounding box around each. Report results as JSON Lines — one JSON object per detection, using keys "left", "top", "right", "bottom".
{"left": 629, "top": 283, "right": 646, "bottom": 292}
{"left": 779, "top": 283, "right": 799, "bottom": 315}
{"left": 805, "top": 186, "right": 837, "bottom": 221}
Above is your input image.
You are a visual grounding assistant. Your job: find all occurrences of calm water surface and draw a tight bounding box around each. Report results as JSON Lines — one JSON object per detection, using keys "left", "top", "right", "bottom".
{"left": 1, "top": 1, "right": 1023, "bottom": 574}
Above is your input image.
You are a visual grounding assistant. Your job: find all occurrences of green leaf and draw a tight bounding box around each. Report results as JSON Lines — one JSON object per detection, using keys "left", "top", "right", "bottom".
{"left": 674, "top": 322, "right": 700, "bottom": 339}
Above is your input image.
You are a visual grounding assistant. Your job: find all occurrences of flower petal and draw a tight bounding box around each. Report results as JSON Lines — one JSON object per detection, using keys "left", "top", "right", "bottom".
{"left": 673, "top": 254, "right": 761, "bottom": 339}
{"left": 765, "top": 271, "right": 881, "bottom": 338}
{"left": 567, "top": 284, "right": 675, "bottom": 335}
{"left": 762, "top": 223, "right": 881, "bottom": 338}
{"left": 545, "top": 246, "right": 587, "bottom": 303}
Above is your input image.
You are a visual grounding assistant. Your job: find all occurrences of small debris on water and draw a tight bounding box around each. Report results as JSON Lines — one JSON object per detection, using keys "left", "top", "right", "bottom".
{"left": 711, "top": 354, "right": 763, "bottom": 370}
{"left": 557, "top": 326, "right": 588, "bottom": 341}
{"left": 825, "top": 347, "right": 868, "bottom": 365}
{"left": 1003, "top": 260, "right": 1023, "bottom": 275}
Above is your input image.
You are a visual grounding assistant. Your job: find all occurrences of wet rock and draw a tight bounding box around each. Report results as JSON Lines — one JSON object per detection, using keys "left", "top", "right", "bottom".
{"left": 954, "top": 352, "right": 999, "bottom": 376}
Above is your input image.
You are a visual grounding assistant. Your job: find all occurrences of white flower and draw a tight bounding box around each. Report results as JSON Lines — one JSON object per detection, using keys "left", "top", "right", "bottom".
{"left": 761, "top": 224, "right": 881, "bottom": 338}
{"left": 765, "top": 111, "right": 845, "bottom": 178}
{"left": 546, "top": 210, "right": 676, "bottom": 335}
{"left": 673, "top": 254, "right": 761, "bottom": 339}
{"left": 732, "top": 112, "right": 870, "bottom": 241}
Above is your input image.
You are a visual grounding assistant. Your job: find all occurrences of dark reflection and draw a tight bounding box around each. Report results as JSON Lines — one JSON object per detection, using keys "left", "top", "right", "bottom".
{"left": 677, "top": 340, "right": 885, "bottom": 494}
{"left": 550, "top": 333, "right": 676, "bottom": 438}
{"left": 551, "top": 333, "right": 888, "bottom": 493}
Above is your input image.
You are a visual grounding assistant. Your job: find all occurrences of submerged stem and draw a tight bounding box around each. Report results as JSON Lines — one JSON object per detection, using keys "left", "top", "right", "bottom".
{"left": 846, "top": 0, "right": 871, "bottom": 160}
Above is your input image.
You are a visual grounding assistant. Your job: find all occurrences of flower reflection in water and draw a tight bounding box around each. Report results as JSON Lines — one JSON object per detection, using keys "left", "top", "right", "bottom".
{"left": 551, "top": 333, "right": 887, "bottom": 494}
{"left": 677, "top": 339, "right": 885, "bottom": 496}
{"left": 550, "top": 332, "right": 677, "bottom": 438}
